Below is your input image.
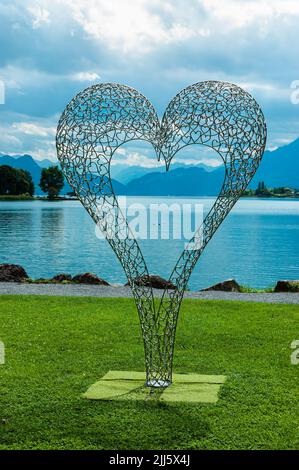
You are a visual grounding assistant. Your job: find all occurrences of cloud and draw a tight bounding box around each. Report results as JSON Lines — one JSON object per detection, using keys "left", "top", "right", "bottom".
{"left": 66, "top": 0, "right": 199, "bottom": 54}
{"left": 63, "top": 0, "right": 299, "bottom": 56}
{"left": 71, "top": 71, "right": 101, "bottom": 82}
{"left": 27, "top": 5, "right": 50, "bottom": 29}
{"left": 201, "top": 0, "right": 299, "bottom": 30}
{"left": 0, "top": 0, "right": 299, "bottom": 161}
{"left": 0, "top": 133, "right": 22, "bottom": 147}
{"left": 12, "top": 122, "right": 56, "bottom": 137}
{"left": 112, "top": 141, "right": 223, "bottom": 168}
{"left": 0, "top": 112, "right": 57, "bottom": 160}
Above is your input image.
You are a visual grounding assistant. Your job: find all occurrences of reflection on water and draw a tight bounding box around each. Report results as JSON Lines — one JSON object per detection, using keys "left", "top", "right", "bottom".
{"left": 0, "top": 198, "right": 298, "bottom": 290}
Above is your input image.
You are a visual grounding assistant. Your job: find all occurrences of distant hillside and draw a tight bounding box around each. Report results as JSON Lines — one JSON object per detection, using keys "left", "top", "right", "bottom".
{"left": 122, "top": 138, "right": 299, "bottom": 195}
{"left": 112, "top": 161, "right": 214, "bottom": 184}
{"left": 110, "top": 179, "right": 126, "bottom": 195}
{"left": 251, "top": 138, "right": 299, "bottom": 188}
{"left": 125, "top": 166, "right": 225, "bottom": 196}
{"left": 37, "top": 158, "right": 56, "bottom": 168}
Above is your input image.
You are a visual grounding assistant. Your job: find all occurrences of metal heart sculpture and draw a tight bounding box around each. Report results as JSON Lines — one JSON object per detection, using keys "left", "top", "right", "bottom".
{"left": 56, "top": 81, "right": 267, "bottom": 388}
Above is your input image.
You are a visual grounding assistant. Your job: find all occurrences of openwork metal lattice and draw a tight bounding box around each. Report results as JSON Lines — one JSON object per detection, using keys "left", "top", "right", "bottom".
{"left": 56, "top": 81, "right": 267, "bottom": 388}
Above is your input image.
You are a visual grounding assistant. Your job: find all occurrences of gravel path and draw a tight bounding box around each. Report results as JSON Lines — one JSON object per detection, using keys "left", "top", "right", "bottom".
{"left": 0, "top": 282, "right": 298, "bottom": 304}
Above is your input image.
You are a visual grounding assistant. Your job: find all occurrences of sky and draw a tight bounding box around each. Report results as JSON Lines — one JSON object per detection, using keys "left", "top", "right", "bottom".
{"left": 0, "top": 0, "right": 299, "bottom": 167}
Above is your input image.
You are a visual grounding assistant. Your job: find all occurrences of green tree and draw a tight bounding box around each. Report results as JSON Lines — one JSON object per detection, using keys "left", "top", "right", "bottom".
{"left": 16, "top": 169, "right": 34, "bottom": 196}
{"left": 39, "top": 166, "right": 64, "bottom": 199}
{"left": 0, "top": 165, "right": 35, "bottom": 196}
{"left": 255, "top": 181, "right": 270, "bottom": 196}
{"left": 0, "top": 165, "right": 17, "bottom": 194}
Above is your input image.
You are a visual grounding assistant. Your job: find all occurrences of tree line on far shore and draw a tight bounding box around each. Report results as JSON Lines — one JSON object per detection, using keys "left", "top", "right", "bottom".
{"left": 0, "top": 163, "right": 298, "bottom": 200}
{"left": 0, "top": 164, "right": 64, "bottom": 200}
{"left": 242, "top": 180, "right": 299, "bottom": 198}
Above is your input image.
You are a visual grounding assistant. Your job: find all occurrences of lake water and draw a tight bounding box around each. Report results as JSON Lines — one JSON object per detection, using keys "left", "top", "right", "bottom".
{"left": 0, "top": 197, "right": 298, "bottom": 290}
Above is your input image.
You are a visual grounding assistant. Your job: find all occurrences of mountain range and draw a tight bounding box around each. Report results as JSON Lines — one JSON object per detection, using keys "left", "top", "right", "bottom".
{"left": 250, "top": 138, "right": 299, "bottom": 188}
{"left": 0, "top": 137, "right": 298, "bottom": 196}
{"left": 112, "top": 139, "right": 299, "bottom": 191}
{"left": 111, "top": 161, "right": 215, "bottom": 184}
{"left": 125, "top": 166, "right": 224, "bottom": 196}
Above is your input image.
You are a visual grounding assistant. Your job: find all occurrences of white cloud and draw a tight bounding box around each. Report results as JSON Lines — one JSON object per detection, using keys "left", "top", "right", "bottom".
{"left": 29, "top": 147, "right": 57, "bottom": 161}
{"left": 0, "top": 113, "right": 58, "bottom": 160}
{"left": 240, "top": 82, "right": 276, "bottom": 92}
{"left": 60, "top": 0, "right": 299, "bottom": 54}
{"left": 12, "top": 122, "right": 56, "bottom": 137}
{"left": 0, "top": 65, "right": 53, "bottom": 91}
{"left": 112, "top": 145, "right": 223, "bottom": 168}
{"left": 0, "top": 64, "right": 100, "bottom": 92}
{"left": 0, "top": 133, "right": 22, "bottom": 147}
{"left": 176, "top": 157, "right": 222, "bottom": 167}
{"left": 65, "top": 0, "right": 198, "bottom": 53}
{"left": 112, "top": 151, "right": 223, "bottom": 168}
{"left": 27, "top": 5, "right": 50, "bottom": 29}
{"left": 267, "top": 146, "right": 278, "bottom": 151}
{"left": 1, "top": 0, "right": 299, "bottom": 154}
{"left": 113, "top": 150, "right": 162, "bottom": 168}
{"left": 239, "top": 82, "right": 292, "bottom": 101}
{"left": 201, "top": 0, "right": 299, "bottom": 30}
{"left": 72, "top": 71, "right": 101, "bottom": 82}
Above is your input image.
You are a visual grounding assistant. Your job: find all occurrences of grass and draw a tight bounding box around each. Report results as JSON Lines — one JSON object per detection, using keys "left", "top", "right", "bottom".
{"left": 25, "top": 278, "right": 73, "bottom": 284}
{"left": 0, "top": 195, "right": 77, "bottom": 201}
{"left": 239, "top": 285, "right": 274, "bottom": 293}
{"left": 0, "top": 295, "right": 298, "bottom": 450}
{"left": 0, "top": 194, "right": 34, "bottom": 201}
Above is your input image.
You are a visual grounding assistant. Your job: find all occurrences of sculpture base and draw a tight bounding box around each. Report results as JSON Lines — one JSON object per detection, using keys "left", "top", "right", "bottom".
{"left": 83, "top": 371, "right": 226, "bottom": 403}
{"left": 146, "top": 379, "right": 171, "bottom": 388}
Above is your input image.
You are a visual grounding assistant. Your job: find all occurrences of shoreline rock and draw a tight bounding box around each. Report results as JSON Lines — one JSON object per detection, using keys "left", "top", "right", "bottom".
{"left": 125, "top": 275, "right": 177, "bottom": 290}
{"left": 72, "top": 272, "right": 110, "bottom": 286}
{"left": 274, "top": 280, "right": 299, "bottom": 293}
{"left": 0, "top": 265, "right": 297, "bottom": 294}
{"left": 201, "top": 279, "right": 241, "bottom": 293}
{"left": 51, "top": 273, "right": 72, "bottom": 282}
{"left": 0, "top": 264, "right": 29, "bottom": 282}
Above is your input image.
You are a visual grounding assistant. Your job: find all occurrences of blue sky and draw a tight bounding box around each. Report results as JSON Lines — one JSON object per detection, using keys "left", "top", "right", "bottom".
{"left": 0, "top": 0, "right": 299, "bottom": 166}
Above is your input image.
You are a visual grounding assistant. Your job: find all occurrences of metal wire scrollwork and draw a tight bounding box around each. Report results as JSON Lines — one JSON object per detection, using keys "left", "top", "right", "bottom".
{"left": 56, "top": 81, "right": 267, "bottom": 388}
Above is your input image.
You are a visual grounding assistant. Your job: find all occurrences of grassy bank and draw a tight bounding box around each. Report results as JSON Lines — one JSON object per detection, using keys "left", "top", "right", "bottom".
{"left": 0, "top": 194, "right": 34, "bottom": 201}
{"left": 0, "top": 195, "right": 77, "bottom": 201}
{"left": 0, "top": 295, "right": 298, "bottom": 450}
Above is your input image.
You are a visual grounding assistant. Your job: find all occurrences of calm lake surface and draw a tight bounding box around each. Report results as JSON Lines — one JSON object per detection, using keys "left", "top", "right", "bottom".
{"left": 0, "top": 197, "right": 298, "bottom": 290}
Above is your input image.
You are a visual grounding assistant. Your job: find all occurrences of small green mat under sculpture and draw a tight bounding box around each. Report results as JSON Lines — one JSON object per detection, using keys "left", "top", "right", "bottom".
{"left": 83, "top": 371, "right": 227, "bottom": 403}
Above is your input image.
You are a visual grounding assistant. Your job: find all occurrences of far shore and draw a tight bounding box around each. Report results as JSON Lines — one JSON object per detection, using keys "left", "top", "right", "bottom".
{"left": 0, "top": 194, "right": 299, "bottom": 201}
{"left": 0, "top": 195, "right": 77, "bottom": 201}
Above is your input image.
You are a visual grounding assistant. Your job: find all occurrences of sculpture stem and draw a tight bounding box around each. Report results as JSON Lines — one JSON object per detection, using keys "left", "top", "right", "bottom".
{"left": 139, "top": 305, "right": 177, "bottom": 388}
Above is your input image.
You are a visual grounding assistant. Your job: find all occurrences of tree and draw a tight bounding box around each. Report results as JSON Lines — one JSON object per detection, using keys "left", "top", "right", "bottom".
{"left": 255, "top": 181, "right": 270, "bottom": 196}
{"left": 39, "top": 166, "right": 64, "bottom": 199}
{"left": 0, "top": 165, "right": 35, "bottom": 196}
{"left": 0, "top": 165, "right": 17, "bottom": 194}
{"left": 16, "top": 169, "right": 34, "bottom": 196}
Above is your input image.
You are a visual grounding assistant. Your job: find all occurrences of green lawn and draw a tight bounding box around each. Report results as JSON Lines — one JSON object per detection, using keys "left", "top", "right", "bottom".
{"left": 0, "top": 295, "right": 298, "bottom": 450}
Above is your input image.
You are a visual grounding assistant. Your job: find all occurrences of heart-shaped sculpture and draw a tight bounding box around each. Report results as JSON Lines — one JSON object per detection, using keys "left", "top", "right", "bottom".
{"left": 56, "top": 81, "right": 267, "bottom": 388}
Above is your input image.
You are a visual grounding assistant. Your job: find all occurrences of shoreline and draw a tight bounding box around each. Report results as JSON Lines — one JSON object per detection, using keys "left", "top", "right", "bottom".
{"left": 0, "top": 282, "right": 299, "bottom": 303}
{"left": 0, "top": 195, "right": 299, "bottom": 201}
